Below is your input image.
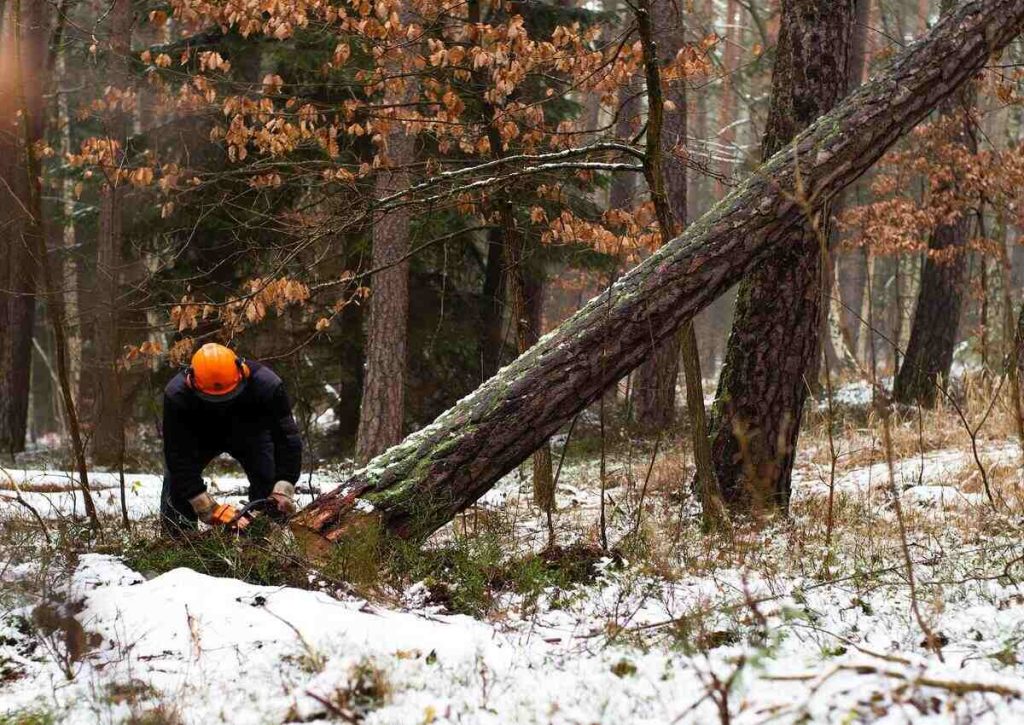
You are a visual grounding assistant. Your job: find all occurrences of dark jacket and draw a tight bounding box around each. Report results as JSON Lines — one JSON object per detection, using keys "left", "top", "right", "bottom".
{"left": 162, "top": 360, "right": 302, "bottom": 500}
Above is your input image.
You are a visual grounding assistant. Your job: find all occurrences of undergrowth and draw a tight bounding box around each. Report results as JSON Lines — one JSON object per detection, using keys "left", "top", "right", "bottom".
{"left": 113, "top": 521, "right": 606, "bottom": 618}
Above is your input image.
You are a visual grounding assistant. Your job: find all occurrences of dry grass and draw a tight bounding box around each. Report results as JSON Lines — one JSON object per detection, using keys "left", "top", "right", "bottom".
{"left": 804, "top": 373, "right": 1023, "bottom": 469}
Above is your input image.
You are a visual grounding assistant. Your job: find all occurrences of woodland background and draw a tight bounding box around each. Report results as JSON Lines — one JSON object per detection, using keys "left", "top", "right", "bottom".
{"left": 7, "top": 3, "right": 1024, "bottom": 723}
{"left": 1, "top": 0, "right": 1023, "bottom": 518}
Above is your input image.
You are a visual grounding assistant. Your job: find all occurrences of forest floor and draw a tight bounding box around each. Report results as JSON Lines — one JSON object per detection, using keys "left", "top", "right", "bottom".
{"left": 5, "top": 382, "right": 1024, "bottom": 724}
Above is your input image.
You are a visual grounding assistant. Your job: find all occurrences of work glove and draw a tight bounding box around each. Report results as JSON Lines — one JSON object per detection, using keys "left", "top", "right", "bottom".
{"left": 269, "top": 480, "right": 297, "bottom": 518}
{"left": 189, "top": 491, "right": 249, "bottom": 531}
{"left": 188, "top": 491, "right": 218, "bottom": 525}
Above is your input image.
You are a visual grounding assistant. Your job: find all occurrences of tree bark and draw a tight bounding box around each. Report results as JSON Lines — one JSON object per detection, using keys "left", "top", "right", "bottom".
{"left": 609, "top": 77, "right": 640, "bottom": 211}
{"left": 841, "top": 0, "right": 874, "bottom": 359}
{"left": 10, "top": 0, "right": 97, "bottom": 526}
{"left": 892, "top": 224, "right": 972, "bottom": 406}
{"left": 524, "top": 269, "right": 554, "bottom": 511}
{"left": 714, "top": 0, "right": 742, "bottom": 198}
{"left": 893, "top": 0, "right": 977, "bottom": 408}
{"left": 478, "top": 227, "right": 506, "bottom": 380}
{"left": 292, "top": 0, "right": 1024, "bottom": 545}
{"left": 55, "top": 18, "right": 80, "bottom": 404}
{"left": 707, "top": 0, "right": 855, "bottom": 511}
{"left": 355, "top": 100, "right": 415, "bottom": 464}
{"left": 633, "top": 0, "right": 724, "bottom": 528}
{"left": 91, "top": 0, "right": 132, "bottom": 464}
{"left": 814, "top": 0, "right": 873, "bottom": 387}
{"left": 633, "top": 0, "right": 688, "bottom": 431}
{"left": 0, "top": 0, "right": 47, "bottom": 456}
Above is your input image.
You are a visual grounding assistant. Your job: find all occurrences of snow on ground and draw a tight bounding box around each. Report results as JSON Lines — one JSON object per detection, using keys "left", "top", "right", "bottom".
{"left": 0, "top": 465, "right": 332, "bottom": 521}
{"left": 5, "top": 442, "right": 1024, "bottom": 723}
{"left": 5, "top": 540, "right": 1024, "bottom": 724}
{"left": 792, "top": 441, "right": 1022, "bottom": 509}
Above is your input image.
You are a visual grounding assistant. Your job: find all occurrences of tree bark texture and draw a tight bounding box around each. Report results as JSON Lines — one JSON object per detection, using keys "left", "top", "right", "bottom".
{"left": 715, "top": 0, "right": 741, "bottom": 196}
{"left": 91, "top": 0, "right": 132, "bottom": 464}
{"left": 293, "top": 0, "right": 1024, "bottom": 544}
{"left": 822, "top": 0, "right": 873, "bottom": 380}
{"left": 496, "top": 193, "right": 555, "bottom": 509}
{"left": 478, "top": 227, "right": 506, "bottom": 381}
{"left": 707, "top": 0, "right": 855, "bottom": 510}
{"left": 892, "top": 222, "right": 972, "bottom": 406}
{"left": 0, "top": 0, "right": 48, "bottom": 455}
{"left": 355, "top": 127, "right": 414, "bottom": 463}
{"left": 893, "top": 2, "right": 977, "bottom": 408}
{"left": 524, "top": 270, "right": 554, "bottom": 511}
{"left": 55, "top": 23, "right": 80, "bottom": 403}
{"left": 633, "top": 0, "right": 688, "bottom": 430}
{"left": 609, "top": 76, "right": 640, "bottom": 211}
{"left": 10, "top": 0, "right": 97, "bottom": 524}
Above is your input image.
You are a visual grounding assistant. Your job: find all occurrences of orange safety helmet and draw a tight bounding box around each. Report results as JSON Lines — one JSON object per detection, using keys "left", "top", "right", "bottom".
{"left": 186, "top": 343, "right": 250, "bottom": 402}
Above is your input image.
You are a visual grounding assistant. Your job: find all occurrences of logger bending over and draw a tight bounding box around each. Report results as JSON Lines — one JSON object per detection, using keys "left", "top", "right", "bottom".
{"left": 160, "top": 343, "right": 303, "bottom": 535}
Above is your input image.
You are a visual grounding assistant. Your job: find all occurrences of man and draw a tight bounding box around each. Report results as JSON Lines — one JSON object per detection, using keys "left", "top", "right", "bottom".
{"left": 161, "top": 343, "right": 303, "bottom": 535}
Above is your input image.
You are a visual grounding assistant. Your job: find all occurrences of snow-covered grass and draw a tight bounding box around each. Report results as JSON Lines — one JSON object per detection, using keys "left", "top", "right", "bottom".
{"left": 5, "top": 515, "right": 1024, "bottom": 724}
{"left": 0, "top": 465, "right": 335, "bottom": 522}
{"left": 5, "top": 397, "right": 1024, "bottom": 724}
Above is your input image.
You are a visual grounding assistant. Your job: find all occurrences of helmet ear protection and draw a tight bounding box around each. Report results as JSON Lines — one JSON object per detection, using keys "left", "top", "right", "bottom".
{"left": 184, "top": 355, "right": 251, "bottom": 390}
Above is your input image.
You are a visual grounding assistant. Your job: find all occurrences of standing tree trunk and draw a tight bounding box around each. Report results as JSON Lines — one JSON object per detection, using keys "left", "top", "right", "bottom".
{"left": 707, "top": 0, "right": 855, "bottom": 511}
{"left": 633, "top": 0, "right": 688, "bottom": 430}
{"left": 0, "top": 0, "right": 47, "bottom": 456}
{"left": 10, "top": 0, "right": 97, "bottom": 526}
{"left": 523, "top": 267, "right": 554, "bottom": 511}
{"left": 893, "top": 1, "right": 977, "bottom": 408}
{"left": 92, "top": 0, "right": 132, "bottom": 464}
{"left": 355, "top": 82, "right": 416, "bottom": 463}
{"left": 465, "top": 0, "right": 554, "bottom": 509}
{"left": 478, "top": 228, "right": 506, "bottom": 380}
{"left": 842, "top": 0, "right": 874, "bottom": 357}
{"left": 497, "top": 193, "right": 554, "bottom": 510}
{"left": 292, "top": 0, "right": 1024, "bottom": 545}
{"left": 817, "top": 0, "right": 873, "bottom": 383}
{"left": 635, "top": 0, "right": 725, "bottom": 528}
{"left": 609, "top": 76, "right": 640, "bottom": 211}
{"left": 716, "top": 0, "right": 741, "bottom": 196}
{"left": 55, "top": 17, "right": 80, "bottom": 403}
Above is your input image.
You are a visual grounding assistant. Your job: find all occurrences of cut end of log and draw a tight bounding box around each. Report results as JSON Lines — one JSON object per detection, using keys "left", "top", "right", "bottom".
{"left": 290, "top": 509, "right": 386, "bottom": 561}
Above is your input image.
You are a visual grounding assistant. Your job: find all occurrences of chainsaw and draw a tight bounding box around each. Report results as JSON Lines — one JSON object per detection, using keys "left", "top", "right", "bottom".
{"left": 208, "top": 497, "right": 287, "bottom": 533}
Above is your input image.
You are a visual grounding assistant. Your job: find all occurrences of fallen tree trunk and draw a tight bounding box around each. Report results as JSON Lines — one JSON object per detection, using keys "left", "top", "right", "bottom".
{"left": 293, "top": 0, "right": 1024, "bottom": 544}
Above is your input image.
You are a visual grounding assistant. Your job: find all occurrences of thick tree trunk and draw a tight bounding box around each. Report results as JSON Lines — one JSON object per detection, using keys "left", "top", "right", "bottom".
{"left": 0, "top": 0, "right": 48, "bottom": 456}
{"left": 893, "top": 0, "right": 977, "bottom": 408}
{"left": 634, "top": 0, "right": 688, "bottom": 430}
{"left": 707, "top": 0, "right": 855, "bottom": 510}
{"left": 355, "top": 120, "right": 414, "bottom": 463}
{"left": 293, "top": 0, "right": 1024, "bottom": 545}
{"left": 893, "top": 224, "right": 971, "bottom": 405}
{"left": 92, "top": 0, "right": 132, "bottom": 464}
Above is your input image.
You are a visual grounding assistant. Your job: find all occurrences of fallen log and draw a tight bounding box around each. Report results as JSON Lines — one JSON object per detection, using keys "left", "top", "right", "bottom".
{"left": 293, "top": 0, "right": 1024, "bottom": 544}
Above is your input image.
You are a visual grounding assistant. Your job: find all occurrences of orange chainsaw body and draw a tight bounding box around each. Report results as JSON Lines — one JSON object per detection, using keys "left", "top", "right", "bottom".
{"left": 209, "top": 503, "right": 252, "bottom": 531}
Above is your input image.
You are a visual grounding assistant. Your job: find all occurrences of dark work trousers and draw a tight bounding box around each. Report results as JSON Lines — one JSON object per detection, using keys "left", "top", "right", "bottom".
{"left": 160, "top": 430, "right": 276, "bottom": 536}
